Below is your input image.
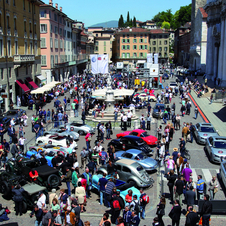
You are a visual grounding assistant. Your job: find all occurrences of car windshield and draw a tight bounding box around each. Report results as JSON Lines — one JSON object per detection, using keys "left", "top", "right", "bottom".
{"left": 214, "top": 142, "right": 226, "bottom": 149}
{"left": 200, "top": 127, "right": 215, "bottom": 133}
{"left": 136, "top": 165, "right": 144, "bottom": 171}
{"left": 136, "top": 153, "right": 146, "bottom": 160}
{"left": 136, "top": 139, "right": 145, "bottom": 145}
{"left": 155, "top": 105, "right": 165, "bottom": 110}
{"left": 170, "top": 83, "right": 177, "bottom": 87}
{"left": 140, "top": 132, "right": 150, "bottom": 137}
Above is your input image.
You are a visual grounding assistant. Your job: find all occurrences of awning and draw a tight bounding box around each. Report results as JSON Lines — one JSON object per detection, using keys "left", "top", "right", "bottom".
{"left": 26, "top": 77, "right": 39, "bottom": 89}
{"left": 36, "top": 75, "right": 46, "bottom": 81}
{"left": 16, "top": 80, "right": 30, "bottom": 93}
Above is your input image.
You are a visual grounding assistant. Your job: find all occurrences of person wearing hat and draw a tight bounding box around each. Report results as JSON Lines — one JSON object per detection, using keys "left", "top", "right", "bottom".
{"left": 49, "top": 189, "right": 58, "bottom": 206}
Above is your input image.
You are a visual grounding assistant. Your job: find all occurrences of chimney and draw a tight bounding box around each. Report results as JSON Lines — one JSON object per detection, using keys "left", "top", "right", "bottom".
{"left": 55, "top": 3, "right": 58, "bottom": 9}
{"left": 60, "top": 7, "right": 62, "bottom": 12}
{"left": 49, "top": 0, "right": 53, "bottom": 6}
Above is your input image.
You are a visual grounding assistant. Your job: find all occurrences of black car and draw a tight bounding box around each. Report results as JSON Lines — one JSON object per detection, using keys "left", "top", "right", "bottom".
{"left": 152, "top": 103, "right": 165, "bottom": 118}
{"left": 0, "top": 116, "right": 11, "bottom": 133}
{"left": 2, "top": 109, "right": 26, "bottom": 124}
{"left": 108, "top": 135, "right": 153, "bottom": 155}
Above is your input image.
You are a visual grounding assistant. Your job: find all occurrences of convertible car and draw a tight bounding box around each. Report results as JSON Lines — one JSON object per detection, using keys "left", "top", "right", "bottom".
{"left": 116, "top": 129, "right": 158, "bottom": 146}
{"left": 115, "top": 149, "right": 158, "bottom": 172}
{"left": 36, "top": 134, "right": 77, "bottom": 148}
{"left": 66, "top": 122, "right": 95, "bottom": 135}
{"left": 44, "top": 126, "right": 79, "bottom": 140}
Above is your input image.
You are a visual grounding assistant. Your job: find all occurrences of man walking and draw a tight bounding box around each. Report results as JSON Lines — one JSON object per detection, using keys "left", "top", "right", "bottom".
{"left": 127, "top": 110, "right": 133, "bottom": 128}
{"left": 98, "top": 173, "right": 108, "bottom": 206}
{"left": 146, "top": 114, "right": 151, "bottom": 130}
{"left": 200, "top": 194, "right": 212, "bottom": 226}
{"left": 197, "top": 175, "right": 205, "bottom": 200}
{"left": 194, "top": 106, "right": 198, "bottom": 119}
{"left": 185, "top": 186, "right": 196, "bottom": 209}
{"left": 174, "top": 176, "right": 185, "bottom": 206}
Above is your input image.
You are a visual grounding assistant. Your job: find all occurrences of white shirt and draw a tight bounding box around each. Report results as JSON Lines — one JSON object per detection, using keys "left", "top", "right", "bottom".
{"left": 122, "top": 115, "right": 127, "bottom": 122}
{"left": 94, "top": 145, "right": 102, "bottom": 153}
{"left": 19, "top": 138, "right": 26, "bottom": 145}
{"left": 37, "top": 194, "right": 46, "bottom": 208}
{"left": 127, "top": 112, "right": 133, "bottom": 118}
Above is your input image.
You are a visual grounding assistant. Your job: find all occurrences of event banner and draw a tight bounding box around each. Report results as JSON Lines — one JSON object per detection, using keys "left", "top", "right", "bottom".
{"left": 147, "top": 53, "right": 153, "bottom": 64}
{"left": 90, "top": 54, "right": 109, "bottom": 74}
{"left": 154, "top": 53, "right": 158, "bottom": 64}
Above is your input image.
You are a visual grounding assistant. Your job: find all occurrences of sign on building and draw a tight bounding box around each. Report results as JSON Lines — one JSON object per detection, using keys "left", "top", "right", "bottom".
{"left": 116, "top": 62, "right": 124, "bottom": 69}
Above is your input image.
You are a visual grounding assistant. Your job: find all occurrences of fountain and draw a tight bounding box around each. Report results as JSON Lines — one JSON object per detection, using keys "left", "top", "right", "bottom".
{"left": 86, "top": 74, "right": 138, "bottom": 122}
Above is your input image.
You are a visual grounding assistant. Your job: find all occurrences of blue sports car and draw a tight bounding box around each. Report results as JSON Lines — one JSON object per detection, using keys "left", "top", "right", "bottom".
{"left": 115, "top": 149, "right": 158, "bottom": 172}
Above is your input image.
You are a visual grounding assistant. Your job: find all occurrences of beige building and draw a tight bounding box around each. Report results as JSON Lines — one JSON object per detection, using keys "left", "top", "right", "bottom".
{"left": 0, "top": 0, "right": 42, "bottom": 110}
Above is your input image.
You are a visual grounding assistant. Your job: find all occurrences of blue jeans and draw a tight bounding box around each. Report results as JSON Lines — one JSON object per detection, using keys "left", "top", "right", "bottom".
{"left": 40, "top": 128, "right": 44, "bottom": 136}
{"left": 190, "top": 133, "right": 193, "bottom": 143}
{"left": 19, "top": 131, "right": 24, "bottom": 137}
{"left": 100, "top": 190, "right": 106, "bottom": 205}
{"left": 106, "top": 194, "right": 111, "bottom": 208}
{"left": 54, "top": 121, "right": 58, "bottom": 128}
{"left": 9, "top": 135, "right": 13, "bottom": 144}
{"left": 75, "top": 110, "right": 78, "bottom": 117}
{"left": 195, "top": 112, "right": 198, "bottom": 119}
{"left": 86, "top": 141, "right": 90, "bottom": 150}
{"left": 35, "top": 220, "right": 42, "bottom": 226}
{"left": 66, "top": 181, "right": 71, "bottom": 196}
{"left": 140, "top": 205, "right": 146, "bottom": 219}
{"left": 106, "top": 129, "right": 111, "bottom": 139}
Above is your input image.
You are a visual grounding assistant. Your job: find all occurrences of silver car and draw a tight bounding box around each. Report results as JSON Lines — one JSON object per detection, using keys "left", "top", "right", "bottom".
{"left": 219, "top": 158, "right": 226, "bottom": 189}
{"left": 205, "top": 136, "right": 226, "bottom": 163}
{"left": 44, "top": 126, "right": 79, "bottom": 140}
{"left": 194, "top": 123, "right": 218, "bottom": 144}
{"left": 66, "top": 121, "right": 95, "bottom": 135}
{"left": 115, "top": 149, "right": 158, "bottom": 172}
{"left": 97, "top": 159, "right": 152, "bottom": 188}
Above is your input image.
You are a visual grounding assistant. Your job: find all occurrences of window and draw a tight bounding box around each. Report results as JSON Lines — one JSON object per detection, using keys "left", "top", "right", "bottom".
{"left": 8, "top": 68, "right": 11, "bottom": 78}
{"left": 133, "top": 53, "right": 137, "bottom": 58}
{"left": 164, "top": 47, "right": 167, "bottom": 52}
{"left": 23, "top": 0, "right": 25, "bottom": 10}
{"left": 127, "top": 39, "right": 130, "bottom": 43}
{"left": 122, "top": 53, "right": 125, "bottom": 58}
{"left": 50, "top": 24, "right": 53, "bottom": 33}
{"left": 54, "top": 26, "right": 58, "bottom": 34}
{"left": 14, "top": 40, "right": 18, "bottom": 55}
{"left": 126, "top": 53, "right": 130, "bottom": 58}
{"left": 0, "top": 69, "right": 3, "bottom": 80}
{"left": 24, "top": 21, "right": 27, "bottom": 32}
{"left": 104, "top": 41, "right": 106, "bottom": 46}
{"left": 64, "top": 40, "right": 66, "bottom": 50}
{"left": 140, "top": 39, "right": 143, "bottom": 43}
{"left": 122, "top": 45, "right": 126, "bottom": 50}
{"left": 0, "top": 39, "right": 3, "bottom": 56}
{"left": 49, "top": 11, "right": 52, "bottom": 19}
{"left": 13, "top": 0, "right": 16, "bottom": 6}
{"left": 24, "top": 42, "right": 27, "bottom": 54}
{"left": 7, "top": 40, "right": 11, "bottom": 56}
{"left": 59, "top": 28, "right": 62, "bottom": 36}
{"left": 59, "top": 17, "right": 62, "bottom": 23}
{"left": 40, "top": 10, "right": 47, "bottom": 18}
{"left": 149, "top": 47, "right": 151, "bottom": 52}
{"left": 153, "top": 41, "right": 156, "bottom": 45}
{"left": 67, "top": 31, "right": 70, "bottom": 39}
{"left": 164, "top": 40, "right": 167, "bottom": 45}
{"left": 55, "top": 55, "right": 58, "bottom": 64}
{"left": 29, "top": 2, "right": 31, "bottom": 12}
{"left": 104, "top": 46, "right": 106, "bottom": 52}
{"left": 51, "top": 55, "right": 54, "bottom": 68}
{"left": 127, "top": 45, "right": 130, "bottom": 50}
{"left": 50, "top": 38, "right": 53, "bottom": 48}
{"left": 13, "top": 18, "right": 17, "bottom": 31}
{"left": 30, "top": 42, "right": 33, "bottom": 54}
{"left": 145, "top": 45, "right": 147, "bottom": 50}
{"left": 41, "top": 55, "right": 47, "bottom": 66}
{"left": 153, "top": 47, "right": 156, "bottom": 52}
{"left": 29, "top": 23, "right": 32, "bottom": 33}
{"left": 159, "top": 41, "right": 161, "bottom": 45}
{"left": 35, "top": 42, "right": 37, "bottom": 55}
{"left": 95, "top": 46, "right": 98, "bottom": 51}
{"left": 122, "top": 166, "right": 131, "bottom": 173}
{"left": 60, "top": 40, "right": 63, "bottom": 49}
{"left": 140, "top": 52, "right": 143, "bottom": 57}
{"left": 54, "top": 14, "right": 58, "bottom": 22}
{"left": 34, "top": 24, "right": 36, "bottom": 34}
{"left": 144, "top": 38, "right": 147, "bottom": 43}
{"left": 67, "top": 41, "right": 70, "bottom": 51}
{"left": 6, "top": 16, "right": 10, "bottom": 29}
{"left": 122, "top": 39, "right": 125, "bottom": 43}
{"left": 40, "top": 24, "right": 47, "bottom": 33}
{"left": 55, "top": 39, "right": 58, "bottom": 49}
{"left": 133, "top": 45, "right": 137, "bottom": 50}
{"left": 40, "top": 38, "right": 46, "bottom": 48}
{"left": 133, "top": 39, "right": 137, "bottom": 43}
{"left": 123, "top": 34, "right": 125, "bottom": 38}
{"left": 159, "top": 47, "right": 162, "bottom": 52}
{"left": 134, "top": 34, "right": 136, "bottom": 38}
{"left": 140, "top": 45, "right": 143, "bottom": 50}
{"left": 159, "top": 35, "right": 162, "bottom": 38}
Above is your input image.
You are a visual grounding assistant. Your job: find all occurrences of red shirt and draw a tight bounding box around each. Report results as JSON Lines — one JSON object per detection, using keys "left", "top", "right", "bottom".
{"left": 81, "top": 178, "right": 87, "bottom": 190}
{"left": 125, "top": 194, "right": 132, "bottom": 203}
{"left": 29, "top": 170, "right": 38, "bottom": 181}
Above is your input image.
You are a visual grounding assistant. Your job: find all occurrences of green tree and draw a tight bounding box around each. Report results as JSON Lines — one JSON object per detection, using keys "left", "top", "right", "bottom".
{"left": 118, "top": 14, "right": 124, "bottom": 28}
{"left": 133, "top": 16, "right": 137, "bottom": 27}
{"left": 127, "top": 11, "right": 130, "bottom": 23}
{"left": 161, "top": 21, "right": 170, "bottom": 29}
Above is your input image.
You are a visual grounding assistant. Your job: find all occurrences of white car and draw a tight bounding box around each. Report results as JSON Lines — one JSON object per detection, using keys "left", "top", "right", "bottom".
{"left": 36, "top": 134, "right": 77, "bottom": 148}
{"left": 169, "top": 82, "right": 178, "bottom": 92}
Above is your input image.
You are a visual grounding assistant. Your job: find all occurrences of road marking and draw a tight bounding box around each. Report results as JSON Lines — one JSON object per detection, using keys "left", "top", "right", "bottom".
{"left": 191, "top": 168, "right": 198, "bottom": 181}
{"left": 202, "top": 169, "right": 213, "bottom": 182}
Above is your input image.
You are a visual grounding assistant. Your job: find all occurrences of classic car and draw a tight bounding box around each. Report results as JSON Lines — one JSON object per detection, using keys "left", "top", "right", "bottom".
{"left": 0, "top": 116, "right": 11, "bottom": 133}
{"left": 115, "top": 149, "right": 158, "bottom": 172}
{"left": 133, "top": 93, "right": 156, "bottom": 102}
{"left": 152, "top": 103, "right": 165, "bottom": 118}
{"left": 36, "top": 134, "right": 77, "bottom": 148}
{"left": 205, "top": 136, "right": 226, "bottom": 163}
{"left": 44, "top": 126, "right": 79, "bottom": 140}
{"left": 92, "top": 174, "right": 140, "bottom": 205}
{"left": 6, "top": 157, "right": 61, "bottom": 189}
{"left": 2, "top": 109, "right": 26, "bottom": 124}
{"left": 66, "top": 122, "right": 95, "bottom": 135}
{"left": 194, "top": 123, "right": 219, "bottom": 144}
{"left": 97, "top": 159, "right": 153, "bottom": 188}
{"left": 116, "top": 129, "right": 158, "bottom": 146}
{"left": 108, "top": 136, "right": 153, "bottom": 155}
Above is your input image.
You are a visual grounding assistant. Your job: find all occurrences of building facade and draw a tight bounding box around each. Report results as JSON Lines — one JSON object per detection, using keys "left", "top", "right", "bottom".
{"left": 204, "top": 0, "right": 226, "bottom": 86}
{"left": 0, "top": 0, "right": 42, "bottom": 110}
{"left": 113, "top": 28, "right": 169, "bottom": 66}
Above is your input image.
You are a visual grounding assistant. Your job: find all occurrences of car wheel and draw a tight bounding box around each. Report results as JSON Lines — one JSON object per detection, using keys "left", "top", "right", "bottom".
{"left": 22, "top": 201, "right": 27, "bottom": 213}
{"left": 128, "top": 180, "right": 136, "bottom": 187}
{"left": 78, "top": 130, "right": 84, "bottom": 135}
{"left": 47, "top": 174, "right": 60, "bottom": 188}
{"left": 0, "top": 181, "right": 10, "bottom": 196}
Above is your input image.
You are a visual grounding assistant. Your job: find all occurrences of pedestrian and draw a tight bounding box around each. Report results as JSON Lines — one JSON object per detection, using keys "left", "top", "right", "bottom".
{"left": 49, "top": 189, "right": 58, "bottom": 206}
{"left": 41, "top": 207, "right": 52, "bottom": 226}
{"left": 99, "top": 148, "right": 108, "bottom": 165}
{"left": 75, "top": 182, "right": 86, "bottom": 213}
{"left": 62, "top": 167, "right": 72, "bottom": 196}
{"left": 182, "top": 163, "right": 192, "bottom": 183}
{"left": 85, "top": 132, "right": 92, "bottom": 150}
{"left": 197, "top": 175, "right": 205, "bottom": 200}
{"left": 168, "top": 199, "right": 181, "bottom": 226}
{"left": 0, "top": 124, "right": 4, "bottom": 143}
{"left": 147, "top": 114, "right": 151, "bottom": 130}
{"left": 83, "top": 168, "right": 92, "bottom": 199}
{"left": 98, "top": 173, "right": 108, "bottom": 206}
{"left": 80, "top": 147, "right": 88, "bottom": 170}
{"left": 127, "top": 110, "right": 133, "bottom": 128}
{"left": 167, "top": 170, "right": 177, "bottom": 203}
{"left": 111, "top": 191, "right": 123, "bottom": 224}
{"left": 200, "top": 194, "right": 212, "bottom": 226}
{"left": 130, "top": 210, "right": 140, "bottom": 226}
{"left": 189, "top": 122, "right": 195, "bottom": 143}
{"left": 185, "top": 206, "right": 199, "bottom": 226}
{"left": 139, "top": 188, "right": 148, "bottom": 220}
{"left": 194, "top": 106, "right": 198, "bottom": 119}
{"left": 208, "top": 176, "right": 218, "bottom": 200}
{"left": 81, "top": 109, "right": 86, "bottom": 125}
{"left": 123, "top": 205, "right": 132, "bottom": 226}
{"left": 12, "top": 183, "right": 24, "bottom": 216}
{"left": 174, "top": 176, "right": 185, "bottom": 206}
{"left": 7, "top": 124, "right": 15, "bottom": 144}
{"left": 157, "top": 125, "right": 162, "bottom": 140}
{"left": 11, "top": 143, "right": 19, "bottom": 159}
{"left": 179, "top": 138, "right": 186, "bottom": 157}
{"left": 105, "top": 178, "right": 116, "bottom": 208}
{"left": 156, "top": 196, "right": 165, "bottom": 226}
{"left": 210, "top": 94, "right": 213, "bottom": 104}
{"left": 99, "top": 213, "right": 111, "bottom": 226}
{"left": 185, "top": 186, "right": 196, "bottom": 209}
{"left": 122, "top": 113, "right": 128, "bottom": 131}
{"left": 182, "top": 123, "right": 190, "bottom": 143}
{"left": 30, "top": 204, "right": 43, "bottom": 226}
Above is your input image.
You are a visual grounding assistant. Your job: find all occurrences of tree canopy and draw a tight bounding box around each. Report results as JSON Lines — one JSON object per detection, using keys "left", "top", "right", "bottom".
{"left": 118, "top": 12, "right": 137, "bottom": 28}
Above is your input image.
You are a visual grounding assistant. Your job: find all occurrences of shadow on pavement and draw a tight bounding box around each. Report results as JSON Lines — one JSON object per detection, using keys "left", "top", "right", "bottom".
{"left": 213, "top": 106, "right": 226, "bottom": 122}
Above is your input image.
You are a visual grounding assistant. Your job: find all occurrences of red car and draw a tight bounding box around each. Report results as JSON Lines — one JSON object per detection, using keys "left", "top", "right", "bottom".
{"left": 116, "top": 129, "right": 158, "bottom": 146}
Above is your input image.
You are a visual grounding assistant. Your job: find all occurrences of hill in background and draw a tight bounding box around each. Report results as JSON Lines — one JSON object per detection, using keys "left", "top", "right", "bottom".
{"left": 89, "top": 20, "right": 118, "bottom": 28}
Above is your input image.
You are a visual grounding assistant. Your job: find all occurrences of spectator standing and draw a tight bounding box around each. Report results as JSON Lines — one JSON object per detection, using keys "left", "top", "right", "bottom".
{"left": 80, "top": 147, "right": 88, "bottom": 170}
{"left": 156, "top": 196, "right": 165, "bottom": 226}
{"left": 30, "top": 204, "right": 43, "bottom": 226}
{"left": 12, "top": 183, "right": 24, "bottom": 216}
{"left": 208, "top": 176, "right": 218, "bottom": 200}
{"left": 185, "top": 186, "right": 196, "bottom": 209}
{"left": 98, "top": 173, "right": 108, "bottom": 206}
{"left": 168, "top": 199, "right": 182, "bottom": 226}
{"left": 139, "top": 188, "right": 147, "bottom": 220}
{"left": 41, "top": 208, "right": 52, "bottom": 226}
{"left": 123, "top": 205, "right": 132, "bottom": 226}
{"left": 147, "top": 114, "right": 151, "bottom": 130}
{"left": 194, "top": 106, "right": 198, "bottom": 119}
{"left": 185, "top": 206, "right": 199, "bottom": 226}
{"left": 167, "top": 170, "right": 177, "bottom": 203}
{"left": 105, "top": 178, "right": 115, "bottom": 208}
{"left": 130, "top": 210, "right": 140, "bottom": 226}
{"left": 200, "top": 194, "right": 212, "bottom": 226}
{"left": 197, "top": 175, "right": 205, "bottom": 200}
{"left": 111, "top": 191, "right": 123, "bottom": 224}
{"left": 174, "top": 176, "right": 185, "bottom": 206}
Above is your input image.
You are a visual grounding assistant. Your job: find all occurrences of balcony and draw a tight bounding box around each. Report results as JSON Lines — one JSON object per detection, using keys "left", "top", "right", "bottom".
{"left": 7, "top": 27, "right": 11, "bottom": 35}
{"left": 14, "top": 30, "right": 18, "bottom": 36}
{"left": 14, "top": 55, "right": 35, "bottom": 63}
{"left": 24, "top": 32, "right": 27, "bottom": 38}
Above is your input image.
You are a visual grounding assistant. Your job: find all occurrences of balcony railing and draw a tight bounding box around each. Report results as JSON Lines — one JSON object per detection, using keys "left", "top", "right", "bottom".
{"left": 14, "top": 55, "right": 35, "bottom": 63}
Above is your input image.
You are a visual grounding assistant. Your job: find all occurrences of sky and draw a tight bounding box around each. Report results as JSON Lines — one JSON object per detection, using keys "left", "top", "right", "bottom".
{"left": 43, "top": 0, "right": 192, "bottom": 27}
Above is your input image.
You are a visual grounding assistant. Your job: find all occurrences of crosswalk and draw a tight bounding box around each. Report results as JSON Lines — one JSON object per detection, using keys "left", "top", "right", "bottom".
{"left": 159, "top": 166, "right": 219, "bottom": 183}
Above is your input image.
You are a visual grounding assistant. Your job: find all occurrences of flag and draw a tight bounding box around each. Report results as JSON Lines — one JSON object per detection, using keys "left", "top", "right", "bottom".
{"left": 147, "top": 53, "right": 153, "bottom": 63}
{"left": 154, "top": 53, "right": 158, "bottom": 64}
{"left": 98, "top": 54, "right": 108, "bottom": 74}
{"left": 90, "top": 54, "right": 98, "bottom": 74}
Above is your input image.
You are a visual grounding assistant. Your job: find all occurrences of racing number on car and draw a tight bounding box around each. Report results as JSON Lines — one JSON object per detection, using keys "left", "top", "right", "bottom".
{"left": 70, "top": 127, "right": 74, "bottom": 131}
{"left": 122, "top": 144, "right": 125, "bottom": 150}
{"left": 48, "top": 140, "right": 52, "bottom": 144}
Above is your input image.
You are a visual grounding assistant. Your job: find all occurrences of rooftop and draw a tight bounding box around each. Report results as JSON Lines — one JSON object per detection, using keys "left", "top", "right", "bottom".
{"left": 199, "top": 7, "right": 208, "bottom": 19}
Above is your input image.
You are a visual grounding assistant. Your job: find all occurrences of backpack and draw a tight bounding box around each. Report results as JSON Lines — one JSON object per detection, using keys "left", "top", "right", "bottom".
{"left": 112, "top": 199, "right": 121, "bottom": 211}
{"left": 142, "top": 194, "right": 149, "bottom": 204}
{"left": 130, "top": 201, "right": 140, "bottom": 213}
